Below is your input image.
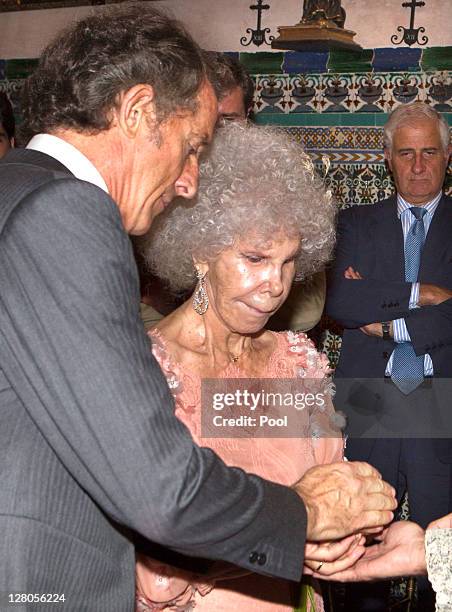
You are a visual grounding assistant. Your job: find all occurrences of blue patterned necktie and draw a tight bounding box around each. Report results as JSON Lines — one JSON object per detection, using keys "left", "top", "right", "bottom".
{"left": 391, "top": 206, "right": 427, "bottom": 394}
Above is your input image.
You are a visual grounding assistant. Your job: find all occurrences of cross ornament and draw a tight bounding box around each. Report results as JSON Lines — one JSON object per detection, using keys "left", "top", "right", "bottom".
{"left": 241, "top": 0, "right": 274, "bottom": 47}
{"left": 251, "top": 0, "right": 270, "bottom": 31}
{"left": 391, "top": 0, "right": 428, "bottom": 46}
{"left": 402, "top": 0, "right": 425, "bottom": 29}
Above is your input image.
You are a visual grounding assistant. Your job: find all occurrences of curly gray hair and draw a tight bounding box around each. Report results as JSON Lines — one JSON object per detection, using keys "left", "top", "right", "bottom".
{"left": 143, "top": 122, "right": 336, "bottom": 293}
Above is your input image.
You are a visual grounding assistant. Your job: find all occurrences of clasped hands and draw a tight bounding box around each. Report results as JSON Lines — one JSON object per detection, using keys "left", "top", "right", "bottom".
{"left": 292, "top": 460, "right": 397, "bottom": 577}
{"left": 304, "top": 512, "right": 452, "bottom": 583}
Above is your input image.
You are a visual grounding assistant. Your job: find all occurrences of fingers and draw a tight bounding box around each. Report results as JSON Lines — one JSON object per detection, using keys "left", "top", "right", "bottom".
{"left": 297, "top": 462, "right": 396, "bottom": 542}
{"left": 345, "top": 461, "right": 382, "bottom": 479}
{"left": 359, "top": 491, "right": 397, "bottom": 515}
{"left": 361, "top": 526, "right": 386, "bottom": 536}
{"left": 354, "top": 510, "right": 394, "bottom": 532}
{"left": 427, "top": 512, "right": 452, "bottom": 530}
{"left": 344, "top": 266, "right": 363, "bottom": 280}
{"left": 364, "top": 478, "right": 396, "bottom": 499}
{"left": 305, "top": 534, "right": 361, "bottom": 563}
{"left": 310, "top": 566, "right": 359, "bottom": 582}
{"left": 304, "top": 541, "right": 366, "bottom": 577}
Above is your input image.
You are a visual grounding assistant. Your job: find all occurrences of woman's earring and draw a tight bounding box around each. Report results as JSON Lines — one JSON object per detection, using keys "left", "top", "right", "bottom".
{"left": 192, "top": 268, "right": 209, "bottom": 315}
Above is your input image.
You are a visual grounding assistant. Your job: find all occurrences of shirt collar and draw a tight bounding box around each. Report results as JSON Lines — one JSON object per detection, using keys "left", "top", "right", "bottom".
{"left": 397, "top": 192, "right": 442, "bottom": 218}
{"left": 27, "top": 133, "right": 109, "bottom": 194}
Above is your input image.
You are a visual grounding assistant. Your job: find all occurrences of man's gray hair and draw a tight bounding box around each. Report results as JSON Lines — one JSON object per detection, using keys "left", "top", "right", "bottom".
{"left": 384, "top": 101, "right": 450, "bottom": 152}
{"left": 142, "top": 122, "right": 336, "bottom": 294}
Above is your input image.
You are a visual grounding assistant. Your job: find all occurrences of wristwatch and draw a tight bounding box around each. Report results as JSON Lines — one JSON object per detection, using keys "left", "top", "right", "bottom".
{"left": 381, "top": 321, "right": 391, "bottom": 340}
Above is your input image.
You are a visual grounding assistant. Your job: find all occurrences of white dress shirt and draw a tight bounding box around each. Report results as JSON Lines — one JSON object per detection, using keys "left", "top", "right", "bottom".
{"left": 27, "top": 133, "right": 109, "bottom": 194}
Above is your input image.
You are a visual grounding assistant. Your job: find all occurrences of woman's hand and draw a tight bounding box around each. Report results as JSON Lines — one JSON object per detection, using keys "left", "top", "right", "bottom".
{"left": 310, "top": 521, "right": 427, "bottom": 582}
{"left": 428, "top": 512, "right": 452, "bottom": 530}
{"left": 303, "top": 533, "right": 366, "bottom": 576}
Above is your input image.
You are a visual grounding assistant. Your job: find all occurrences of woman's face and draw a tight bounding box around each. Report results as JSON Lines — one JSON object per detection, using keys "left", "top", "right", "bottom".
{"left": 201, "top": 232, "right": 300, "bottom": 334}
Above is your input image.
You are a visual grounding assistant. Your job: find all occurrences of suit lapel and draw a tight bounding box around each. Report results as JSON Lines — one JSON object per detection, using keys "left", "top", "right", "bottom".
{"left": 374, "top": 197, "right": 406, "bottom": 281}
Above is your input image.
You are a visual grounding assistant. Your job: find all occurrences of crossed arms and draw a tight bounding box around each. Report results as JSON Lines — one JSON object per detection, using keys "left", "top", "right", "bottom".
{"left": 327, "top": 208, "right": 452, "bottom": 355}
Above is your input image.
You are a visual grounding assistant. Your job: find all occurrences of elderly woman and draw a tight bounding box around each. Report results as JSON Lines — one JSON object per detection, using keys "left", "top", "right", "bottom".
{"left": 136, "top": 122, "right": 345, "bottom": 612}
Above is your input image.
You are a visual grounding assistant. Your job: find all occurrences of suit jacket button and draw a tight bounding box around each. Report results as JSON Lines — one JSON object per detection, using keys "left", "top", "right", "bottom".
{"left": 382, "top": 351, "right": 389, "bottom": 359}
{"left": 257, "top": 553, "right": 267, "bottom": 566}
{"left": 382, "top": 304, "right": 387, "bottom": 308}
{"left": 249, "top": 551, "right": 259, "bottom": 564}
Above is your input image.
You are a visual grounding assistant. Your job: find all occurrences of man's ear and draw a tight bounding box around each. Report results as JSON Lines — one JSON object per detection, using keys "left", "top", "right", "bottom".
{"left": 384, "top": 147, "right": 393, "bottom": 172}
{"left": 116, "top": 84, "right": 156, "bottom": 138}
{"left": 446, "top": 144, "right": 452, "bottom": 163}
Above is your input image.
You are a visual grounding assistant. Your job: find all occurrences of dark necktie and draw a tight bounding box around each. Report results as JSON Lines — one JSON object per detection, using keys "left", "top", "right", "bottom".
{"left": 391, "top": 207, "right": 427, "bottom": 394}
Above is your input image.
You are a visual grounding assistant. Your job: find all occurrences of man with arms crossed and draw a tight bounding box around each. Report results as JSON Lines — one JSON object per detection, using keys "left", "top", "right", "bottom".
{"left": 327, "top": 101, "right": 452, "bottom": 610}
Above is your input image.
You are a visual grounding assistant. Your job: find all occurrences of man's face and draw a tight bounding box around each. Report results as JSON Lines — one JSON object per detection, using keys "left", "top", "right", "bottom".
{"left": 218, "top": 85, "right": 246, "bottom": 123}
{"left": 385, "top": 118, "right": 451, "bottom": 205}
{"left": 124, "top": 80, "right": 217, "bottom": 235}
{"left": 0, "top": 122, "right": 13, "bottom": 159}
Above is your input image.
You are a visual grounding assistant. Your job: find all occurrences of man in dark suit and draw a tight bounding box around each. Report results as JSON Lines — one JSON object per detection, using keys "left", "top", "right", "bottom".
{"left": 327, "top": 101, "right": 452, "bottom": 610}
{"left": 0, "top": 5, "right": 396, "bottom": 611}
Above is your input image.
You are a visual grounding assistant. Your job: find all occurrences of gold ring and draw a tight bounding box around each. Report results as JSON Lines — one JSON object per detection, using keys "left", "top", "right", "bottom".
{"left": 316, "top": 561, "right": 324, "bottom": 572}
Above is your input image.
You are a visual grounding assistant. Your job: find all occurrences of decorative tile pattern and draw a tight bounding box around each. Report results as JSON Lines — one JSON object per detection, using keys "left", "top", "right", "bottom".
{"left": 284, "top": 126, "right": 383, "bottom": 150}
{"left": 253, "top": 71, "right": 452, "bottom": 115}
{"left": 281, "top": 125, "right": 451, "bottom": 208}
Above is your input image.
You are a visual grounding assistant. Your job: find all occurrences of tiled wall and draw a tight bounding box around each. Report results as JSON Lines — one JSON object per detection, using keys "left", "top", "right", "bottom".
{"left": 238, "top": 47, "right": 452, "bottom": 208}
{"left": 1, "top": 46, "right": 450, "bottom": 368}
{"left": 1, "top": 47, "right": 450, "bottom": 206}
{"left": 0, "top": 47, "right": 452, "bottom": 206}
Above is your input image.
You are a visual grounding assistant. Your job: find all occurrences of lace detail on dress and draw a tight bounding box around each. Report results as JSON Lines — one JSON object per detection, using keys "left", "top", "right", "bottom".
{"left": 150, "top": 332, "right": 183, "bottom": 394}
{"left": 285, "top": 331, "right": 345, "bottom": 444}
{"left": 286, "top": 330, "right": 330, "bottom": 379}
{"left": 149, "top": 329, "right": 202, "bottom": 439}
{"left": 136, "top": 592, "right": 195, "bottom": 612}
{"left": 425, "top": 528, "right": 452, "bottom": 612}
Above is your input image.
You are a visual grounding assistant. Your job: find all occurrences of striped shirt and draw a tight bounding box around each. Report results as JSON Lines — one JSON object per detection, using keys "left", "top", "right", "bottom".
{"left": 386, "top": 191, "right": 442, "bottom": 376}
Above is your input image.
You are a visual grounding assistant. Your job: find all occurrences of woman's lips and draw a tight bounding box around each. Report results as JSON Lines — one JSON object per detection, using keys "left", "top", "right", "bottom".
{"left": 242, "top": 302, "right": 277, "bottom": 316}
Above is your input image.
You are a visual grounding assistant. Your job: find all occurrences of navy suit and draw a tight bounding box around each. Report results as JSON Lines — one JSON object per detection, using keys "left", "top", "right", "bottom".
{"left": 326, "top": 194, "right": 452, "bottom": 610}
{"left": 328, "top": 194, "right": 452, "bottom": 380}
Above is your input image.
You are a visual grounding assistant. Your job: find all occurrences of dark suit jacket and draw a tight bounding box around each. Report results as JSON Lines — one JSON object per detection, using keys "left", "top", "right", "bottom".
{"left": 327, "top": 195, "right": 452, "bottom": 378}
{"left": 326, "top": 195, "right": 452, "bottom": 456}
{"left": 0, "top": 149, "right": 306, "bottom": 610}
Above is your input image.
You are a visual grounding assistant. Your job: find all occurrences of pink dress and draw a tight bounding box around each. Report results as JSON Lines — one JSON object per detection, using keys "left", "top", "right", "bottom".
{"left": 136, "top": 330, "right": 344, "bottom": 612}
